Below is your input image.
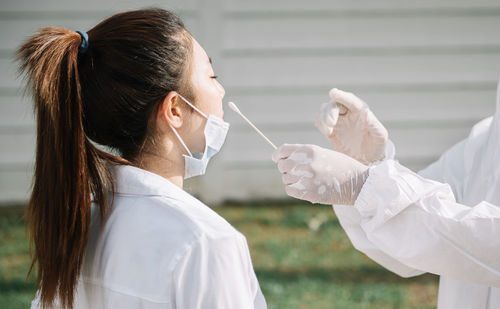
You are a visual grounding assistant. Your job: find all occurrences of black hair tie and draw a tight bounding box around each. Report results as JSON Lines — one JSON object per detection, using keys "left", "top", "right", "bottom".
{"left": 75, "top": 30, "right": 89, "bottom": 55}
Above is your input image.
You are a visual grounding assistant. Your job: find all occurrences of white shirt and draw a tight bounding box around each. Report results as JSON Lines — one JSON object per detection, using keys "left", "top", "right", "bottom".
{"left": 334, "top": 79, "right": 500, "bottom": 309}
{"left": 31, "top": 165, "right": 267, "bottom": 309}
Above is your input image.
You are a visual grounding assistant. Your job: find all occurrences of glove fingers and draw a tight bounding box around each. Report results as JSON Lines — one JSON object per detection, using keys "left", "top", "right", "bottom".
{"left": 277, "top": 159, "right": 296, "bottom": 173}
{"left": 319, "top": 102, "right": 340, "bottom": 125}
{"left": 282, "top": 173, "right": 298, "bottom": 185}
{"left": 282, "top": 165, "right": 314, "bottom": 185}
{"left": 315, "top": 102, "right": 339, "bottom": 137}
{"left": 329, "top": 88, "right": 365, "bottom": 112}
{"left": 365, "top": 112, "right": 389, "bottom": 139}
{"left": 285, "top": 182, "right": 309, "bottom": 201}
{"left": 272, "top": 143, "right": 302, "bottom": 162}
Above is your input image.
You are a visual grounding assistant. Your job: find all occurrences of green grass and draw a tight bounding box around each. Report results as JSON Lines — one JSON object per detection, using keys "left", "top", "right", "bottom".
{"left": 0, "top": 207, "right": 36, "bottom": 309}
{"left": 0, "top": 202, "right": 438, "bottom": 308}
{"left": 217, "top": 202, "right": 438, "bottom": 309}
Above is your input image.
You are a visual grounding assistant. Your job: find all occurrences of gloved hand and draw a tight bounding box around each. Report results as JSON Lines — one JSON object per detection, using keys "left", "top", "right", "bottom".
{"left": 272, "top": 143, "right": 369, "bottom": 205}
{"left": 315, "top": 88, "right": 388, "bottom": 164}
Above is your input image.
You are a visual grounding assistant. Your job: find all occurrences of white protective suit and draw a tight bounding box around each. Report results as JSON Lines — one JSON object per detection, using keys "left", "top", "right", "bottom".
{"left": 335, "top": 80, "right": 500, "bottom": 308}
{"left": 31, "top": 165, "right": 267, "bottom": 309}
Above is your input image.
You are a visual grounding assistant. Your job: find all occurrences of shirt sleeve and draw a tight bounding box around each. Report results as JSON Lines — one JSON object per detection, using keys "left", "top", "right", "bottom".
{"left": 173, "top": 233, "right": 266, "bottom": 309}
{"left": 353, "top": 160, "right": 500, "bottom": 287}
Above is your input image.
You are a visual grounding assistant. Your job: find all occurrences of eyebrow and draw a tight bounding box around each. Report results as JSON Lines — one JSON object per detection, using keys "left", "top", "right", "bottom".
{"left": 209, "top": 57, "right": 212, "bottom": 64}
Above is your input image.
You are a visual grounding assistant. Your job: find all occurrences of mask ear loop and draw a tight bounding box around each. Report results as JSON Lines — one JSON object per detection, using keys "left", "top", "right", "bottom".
{"left": 178, "top": 94, "right": 208, "bottom": 119}
{"left": 169, "top": 123, "right": 193, "bottom": 157}
{"left": 169, "top": 93, "right": 208, "bottom": 157}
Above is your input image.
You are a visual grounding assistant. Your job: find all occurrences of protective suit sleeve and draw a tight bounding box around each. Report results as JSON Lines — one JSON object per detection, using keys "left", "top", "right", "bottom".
{"left": 353, "top": 160, "right": 500, "bottom": 287}
{"left": 383, "top": 139, "right": 396, "bottom": 161}
{"left": 417, "top": 139, "right": 467, "bottom": 200}
{"left": 332, "top": 137, "right": 464, "bottom": 278}
{"left": 333, "top": 205, "right": 425, "bottom": 278}
{"left": 332, "top": 137, "right": 422, "bottom": 278}
{"left": 173, "top": 234, "right": 266, "bottom": 309}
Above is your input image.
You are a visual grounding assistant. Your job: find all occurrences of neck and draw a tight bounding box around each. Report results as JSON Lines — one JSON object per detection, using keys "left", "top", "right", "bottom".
{"left": 134, "top": 141, "right": 185, "bottom": 189}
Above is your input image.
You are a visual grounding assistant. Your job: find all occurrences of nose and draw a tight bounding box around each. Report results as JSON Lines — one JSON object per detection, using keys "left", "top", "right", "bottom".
{"left": 217, "top": 80, "right": 226, "bottom": 98}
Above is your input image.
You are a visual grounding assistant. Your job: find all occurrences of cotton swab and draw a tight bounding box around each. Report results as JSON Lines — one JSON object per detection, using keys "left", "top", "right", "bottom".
{"left": 228, "top": 102, "right": 277, "bottom": 150}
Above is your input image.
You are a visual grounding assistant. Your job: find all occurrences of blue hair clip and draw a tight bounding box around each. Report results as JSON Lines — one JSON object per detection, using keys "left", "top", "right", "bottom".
{"left": 75, "top": 30, "right": 89, "bottom": 55}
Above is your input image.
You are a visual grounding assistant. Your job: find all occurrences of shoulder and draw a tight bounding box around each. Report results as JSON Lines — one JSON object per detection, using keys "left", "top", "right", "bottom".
{"left": 462, "top": 116, "right": 494, "bottom": 169}
{"left": 107, "top": 164, "right": 239, "bottom": 240}
{"left": 98, "top": 193, "right": 242, "bottom": 262}
{"left": 109, "top": 193, "right": 239, "bottom": 240}
{"left": 466, "top": 116, "right": 493, "bottom": 145}
{"left": 417, "top": 116, "right": 493, "bottom": 189}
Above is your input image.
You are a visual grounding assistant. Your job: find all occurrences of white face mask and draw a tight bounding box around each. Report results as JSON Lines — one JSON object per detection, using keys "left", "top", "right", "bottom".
{"left": 169, "top": 95, "right": 230, "bottom": 179}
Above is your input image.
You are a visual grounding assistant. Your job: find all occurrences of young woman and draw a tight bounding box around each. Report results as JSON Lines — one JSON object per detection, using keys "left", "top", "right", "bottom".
{"left": 19, "top": 8, "right": 266, "bottom": 309}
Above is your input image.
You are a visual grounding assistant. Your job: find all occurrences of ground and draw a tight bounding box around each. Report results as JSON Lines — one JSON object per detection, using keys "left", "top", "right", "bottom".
{"left": 0, "top": 202, "right": 438, "bottom": 308}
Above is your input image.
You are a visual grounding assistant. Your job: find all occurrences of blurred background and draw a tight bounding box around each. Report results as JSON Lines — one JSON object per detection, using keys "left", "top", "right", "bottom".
{"left": 1, "top": 0, "right": 500, "bottom": 308}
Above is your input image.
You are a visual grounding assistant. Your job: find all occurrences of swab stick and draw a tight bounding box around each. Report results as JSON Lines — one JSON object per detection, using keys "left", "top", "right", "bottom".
{"left": 228, "top": 102, "right": 277, "bottom": 150}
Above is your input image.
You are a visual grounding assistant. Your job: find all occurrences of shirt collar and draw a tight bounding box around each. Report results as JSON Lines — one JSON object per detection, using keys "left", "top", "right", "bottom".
{"left": 111, "top": 164, "right": 190, "bottom": 201}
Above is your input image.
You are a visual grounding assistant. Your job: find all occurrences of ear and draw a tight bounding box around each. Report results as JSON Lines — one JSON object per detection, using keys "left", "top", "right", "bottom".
{"left": 157, "top": 91, "right": 183, "bottom": 130}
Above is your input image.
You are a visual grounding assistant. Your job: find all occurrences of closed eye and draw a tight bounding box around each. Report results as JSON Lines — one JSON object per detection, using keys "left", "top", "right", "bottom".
{"left": 211, "top": 75, "right": 218, "bottom": 79}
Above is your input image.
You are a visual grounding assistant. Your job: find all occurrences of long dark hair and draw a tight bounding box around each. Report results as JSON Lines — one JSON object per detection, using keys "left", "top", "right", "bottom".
{"left": 16, "top": 8, "right": 193, "bottom": 309}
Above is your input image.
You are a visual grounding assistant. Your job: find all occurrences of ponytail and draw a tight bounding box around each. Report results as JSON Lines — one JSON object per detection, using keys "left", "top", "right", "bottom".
{"left": 17, "top": 27, "right": 125, "bottom": 309}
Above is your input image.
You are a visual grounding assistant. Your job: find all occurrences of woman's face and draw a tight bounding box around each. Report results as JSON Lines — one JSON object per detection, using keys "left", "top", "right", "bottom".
{"left": 177, "top": 37, "right": 226, "bottom": 154}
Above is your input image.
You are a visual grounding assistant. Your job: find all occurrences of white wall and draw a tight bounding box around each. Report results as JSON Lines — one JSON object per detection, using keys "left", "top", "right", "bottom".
{"left": 1, "top": 0, "right": 500, "bottom": 205}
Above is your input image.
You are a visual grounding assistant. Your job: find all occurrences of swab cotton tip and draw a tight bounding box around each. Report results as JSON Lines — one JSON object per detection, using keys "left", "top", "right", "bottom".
{"left": 228, "top": 101, "right": 240, "bottom": 113}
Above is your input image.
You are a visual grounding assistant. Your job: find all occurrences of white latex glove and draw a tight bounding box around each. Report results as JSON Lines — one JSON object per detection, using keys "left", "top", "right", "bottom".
{"left": 315, "top": 88, "right": 388, "bottom": 164}
{"left": 272, "top": 144, "right": 369, "bottom": 205}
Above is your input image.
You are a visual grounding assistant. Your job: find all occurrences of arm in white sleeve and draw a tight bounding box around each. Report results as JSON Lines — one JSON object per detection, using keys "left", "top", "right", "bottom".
{"left": 174, "top": 234, "right": 266, "bottom": 309}
{"left": 334, "top": 205, "right": 424, "bottom": 277}
{"left": 334, "top": 138, "right": 425, "bottom": 278}
{"left": 354, "top": 160, "right": 500, "bottom": 287}
{"left": 418, "top": 139, "right": 467, "bottom": 200}
{"left": 334, "top": 134, "right": 481, "bottom": 279}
